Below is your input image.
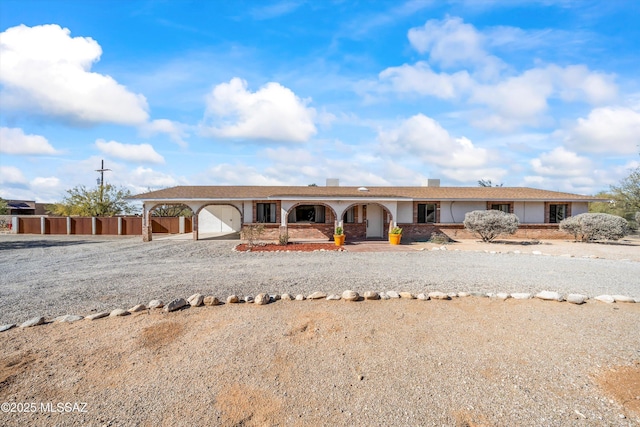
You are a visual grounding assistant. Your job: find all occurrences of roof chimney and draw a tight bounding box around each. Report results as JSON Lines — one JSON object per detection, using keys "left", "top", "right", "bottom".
{"left": 326, "top": 178, "right": 340, "bottom": 187}
{"left": 426, "top": 179, "right": 440, "bottom": 187}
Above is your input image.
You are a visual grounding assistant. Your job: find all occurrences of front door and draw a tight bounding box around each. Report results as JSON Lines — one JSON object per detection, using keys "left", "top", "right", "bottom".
{"left": 366, "top": 204, "right": 383, "bottom": 238}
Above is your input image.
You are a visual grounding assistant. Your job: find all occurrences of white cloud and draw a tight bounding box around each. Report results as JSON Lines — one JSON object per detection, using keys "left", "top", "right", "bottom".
{"left": 140, "top": 119, "right": 189, "bottom": 148}
{"left": 127, "top": 167, "right": 181, "bottom": 191}
{"left": 0, "top": 166, "right": 28, "bottom": 187}
{"left": 95, "top": 139, "right": 165, "bottom": 164}
{"left": 0, "top": 127, "right": 57, "bottom": 155}
{"left": 564, "top": 107, "right": 640, "bottom": 155}
{"left": 377, "top": 114, "right": 501, "bottom": 182}
{"left": 31, "top": 176, "right": 61, "bottom": 189}
{"left": 0, "top": 24, "right": 149, "bottom": 125}
{"left": 530, "top": 147, "right": 593, "bottom": 177}
{"left": 202, "top": 77, "right": 317, "bottom": 142}
{"left": 378, "top": 62, "right": 473, "bottom": 99}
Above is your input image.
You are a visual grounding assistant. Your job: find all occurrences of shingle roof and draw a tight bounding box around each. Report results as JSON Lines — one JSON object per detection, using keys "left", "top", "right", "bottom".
{"left": 130, "top": 186, "right": 603, "bottom": 202}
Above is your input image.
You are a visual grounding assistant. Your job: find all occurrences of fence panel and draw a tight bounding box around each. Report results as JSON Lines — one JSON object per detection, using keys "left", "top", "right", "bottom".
{"left": 48, "top": 218, "right": 68, "bottom": 234}
{"left": 122, "top": 217, "right": 142, "bottom": 235}
{"left": 74, "top": 218, "right": 93, "bottom": 235}
{"left": 99, "top": 217, "right": 119, "bottom": 235}
{"left": 151, "top": 217, "right": 181, "bottom": 233}
{"left": 185, "top": 217, "right": 193, "bottom": 233}
{"left": 19, "top": 218, "right": 41, "bottom": 234}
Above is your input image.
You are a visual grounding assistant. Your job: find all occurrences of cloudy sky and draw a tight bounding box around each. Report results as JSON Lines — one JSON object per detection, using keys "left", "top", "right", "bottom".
{"left": 1, "top": 0, "right": 639, "bottom": 202}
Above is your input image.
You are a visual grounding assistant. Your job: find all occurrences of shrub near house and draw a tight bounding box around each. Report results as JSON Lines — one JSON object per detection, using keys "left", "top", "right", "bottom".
{"left": 560, "top": 213, "right": 629, "bottom": 242}
{"left": 463, "top": 210, "right": 519, "bottom": 242}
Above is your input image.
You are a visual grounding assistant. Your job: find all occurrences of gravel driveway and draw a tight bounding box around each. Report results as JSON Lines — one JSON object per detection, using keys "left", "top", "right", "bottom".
{"left": 0, "top": 234, "right": 638, "bottom": 325}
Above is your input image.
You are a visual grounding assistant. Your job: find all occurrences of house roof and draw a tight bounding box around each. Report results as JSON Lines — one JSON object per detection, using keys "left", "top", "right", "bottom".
{"left": 130, "top": 186, "right": 604, "bottom": 202}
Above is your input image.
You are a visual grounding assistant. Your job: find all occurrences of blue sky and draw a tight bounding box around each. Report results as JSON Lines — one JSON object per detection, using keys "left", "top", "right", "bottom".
{"left": 1, "top": 0, "right": 639, "bottom": 202}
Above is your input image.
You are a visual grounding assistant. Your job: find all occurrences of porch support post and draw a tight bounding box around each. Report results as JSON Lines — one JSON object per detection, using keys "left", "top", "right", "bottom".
{"left": 192, "top": 213, "right": 199, "bottom": 240}
{"left": 142, "top": 204, "right": 152, "bottom": 242}
{"left": 179, "top": 216, "right": 185, "bottom": 234}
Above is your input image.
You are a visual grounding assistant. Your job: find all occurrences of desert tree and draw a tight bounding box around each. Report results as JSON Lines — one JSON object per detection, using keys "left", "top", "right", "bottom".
{"left": 463, "top": 210, "right": 519, "bottom": 242}
{"left": 47, "top": 184, "right": 138, "bottom": 217}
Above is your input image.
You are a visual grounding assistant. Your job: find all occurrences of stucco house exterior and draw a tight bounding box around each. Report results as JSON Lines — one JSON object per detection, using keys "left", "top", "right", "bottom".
{"left": 131, "top": 180, "right": 603, "bottom": 242}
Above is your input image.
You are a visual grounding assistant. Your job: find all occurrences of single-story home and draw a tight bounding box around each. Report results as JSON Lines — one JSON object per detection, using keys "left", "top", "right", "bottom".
{"left": 130, "top": 180, "right": 604, "bottom": 242}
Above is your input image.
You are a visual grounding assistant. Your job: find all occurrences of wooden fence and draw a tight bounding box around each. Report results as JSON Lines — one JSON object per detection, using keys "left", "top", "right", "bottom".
{"left": 15, "top": 216, "right": 190, "bottom": 236}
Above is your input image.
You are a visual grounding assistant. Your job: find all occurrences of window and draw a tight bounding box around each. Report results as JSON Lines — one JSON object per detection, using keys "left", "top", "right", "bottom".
{"left": 256, "top": 203, "right": 276, "bottom": 223}
{"left": 418, "top": 203, "right": 437, "bottom": 223}
{"left": 549, "top": 204, "right": 568, "bottom": 223}
{"left": 288, "top": 205, "right": 326, "bottom": 223}
{"left": 343, "top": 207, "right": 355, "bottom": 223}
{"left": 491, "top": 204, "right": 510, "bottom": 213}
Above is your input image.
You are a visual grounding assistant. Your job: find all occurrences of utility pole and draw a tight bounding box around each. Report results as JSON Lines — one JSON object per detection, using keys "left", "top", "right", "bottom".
{"left": 95, "top": 159, "right": 112, "bottom": 208}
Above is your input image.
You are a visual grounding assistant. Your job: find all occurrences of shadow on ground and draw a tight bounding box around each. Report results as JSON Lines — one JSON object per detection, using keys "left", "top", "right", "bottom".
{"left": 0, "top": 239, "right": 101, "bottom": 251}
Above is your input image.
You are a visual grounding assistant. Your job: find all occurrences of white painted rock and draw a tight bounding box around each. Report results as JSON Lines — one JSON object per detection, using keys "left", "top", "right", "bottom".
{"left": 255, "top": 293, "right": 270, "bottom": 305}
{"left": 612, "top": 295, "right": 635, "bottom": 303}
{"left": 165, "top": 298, "right": 188, "bottom": 312}
{"left": 457, "top": 292, "right": 470, "bottom": 298}
{"left": 271, "top": 294, "right": 281, "bottom": 301}
{"left": 470, "top": 292, "right": 487, "bottom": 297}
{"left": 0, "top": 324, "right": 16, "bottom": 332}
{"left": 342, "top": 290, "right": 359, "bottom": 301}
{"left": 295, "top": 294, "right": 305, "bottom": 301}
{"left": 386, "top": 291, "right": 400, "bottom": 299}
{"left": 428, "top": 292, "right": 451, "bottom": 300}
{"left": 203, "top": 296, "right": 220, "bottom": 306}
{"left": 326, "top": 294, "right": 341, "bottom": 300}
{"left": 86, "top": 312, "right": 109, "bottom": 320}
{"left": 188, "top": 293, "right": 204, "bottom": 307}
{"left": 364, "top": 291, "right": 380, "bottom": 300}
{"left": 226, "top": 295, "right": 240, "bottom": 304}
{"left": 148, "top": 300, "right": 164, "bottom": 309}
{"left": 380, "top": 292, "right": 390, "bottom": 300}
{"left": 594, "top": 295, "right": 615, "bottom": 304}
{"left": 496, "top": 293, "right": 510, "bottom": 300}
{"left": 244, "top": 296, "right": 254, "bottom": 303}
{"left": 110, "top": 308, "right": 130, "bottom": 317}
{"left": 281, "top": 293, "right": 294, "bottom": 300}
{"left": 417, "top": 293, "right": 428, "bottom": 300}
{"left": 129, "top": 304, "right": 146, "bottom": 313}
{"left": 511, "top": 293, "right": 532, "bottom": 300}
{"left": 535, "top": 291, "right": 563, "bottom": 301}
{"left": 566, "top": 294, "right": 587, "bottom": 305}
{"left": 20, "top": 316, "right": 45, "bottom": 328}
{"left": 447, "top": 292, "right": 457, "bottom": 298}
{"left": 54, "top": 314, "right": 84, "bottom": 323}
{"left": 399, "top": 292, "right": 415, "bottom": 299}
{"left": 308, "top": 291, "right": 327, "bottom": 300}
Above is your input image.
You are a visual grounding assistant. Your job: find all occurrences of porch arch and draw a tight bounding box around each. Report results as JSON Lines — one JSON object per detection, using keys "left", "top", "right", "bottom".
{"left": 338, "top": 202, "right": 395, "bottom": 240}
{"left": 283, "top": 202, "right": 339, "bottom": 241}
{"left": 193, "top": 203, "right": 244, "bottom": 241}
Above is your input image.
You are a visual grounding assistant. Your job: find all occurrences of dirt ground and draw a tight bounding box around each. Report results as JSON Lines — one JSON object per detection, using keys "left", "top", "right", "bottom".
{"left": 1, "top": 297, "right": 639, "bottom": 426}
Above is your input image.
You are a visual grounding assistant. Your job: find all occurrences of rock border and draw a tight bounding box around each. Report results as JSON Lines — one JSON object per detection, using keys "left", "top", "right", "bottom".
{"left": 1, "top": 290, "right": 637, "bottom": 333}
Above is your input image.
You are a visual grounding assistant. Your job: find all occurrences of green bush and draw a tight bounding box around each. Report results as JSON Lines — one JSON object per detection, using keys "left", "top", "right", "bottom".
{"left": 560, "top": 213, "right": 628, "bottom": 242}
{"left": 463, "top": 210, "right": 519, "bottom": 242}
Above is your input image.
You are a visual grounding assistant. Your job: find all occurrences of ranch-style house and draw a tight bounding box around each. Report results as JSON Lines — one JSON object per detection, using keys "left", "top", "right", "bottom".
{"left": 131, "top": 180, "right": 603, "bottom": 242}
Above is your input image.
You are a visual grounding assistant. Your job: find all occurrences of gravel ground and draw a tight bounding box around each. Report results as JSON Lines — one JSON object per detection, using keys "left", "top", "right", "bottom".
{"left": 0, "top": 234, "right": 639, "bottom": 325}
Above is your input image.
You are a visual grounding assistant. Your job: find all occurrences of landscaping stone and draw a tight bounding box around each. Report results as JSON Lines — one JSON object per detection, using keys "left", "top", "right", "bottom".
{"left": 110, "top": 308, "right": 130, "bottom": 317}
{"left": 165, "top": 298, "right": 188, "bottom": 312}
{"left": 594, "top": 295, "right": 615, "bottom": 304}
{"left": 272, "top": 294, "right": 281, "bottom": 301}
{"left": 496, "top": 293, "right": 510, "bottom": 300}
{"left": 54, "top": 314, "right": 84, "bottom": 323}
{"left": 327, "top": 294, "right": 341, "bottom": 300}
{"left": 1, "top": 324, "right": 16, "bottom": 332}
{"left": 380, "top": 292, "right": 390, "bottom": 300}
{"left": 20, "top": 316, "right": 45, "bottom": 328}
{"left": 203, "top": 296, "right": 220, "bottom": 306}
{"left": 535, "top": 291, "right": 563, "bottom": 301}
{"left": 399, "top": 292, "right": 415, "bottom": 299}
{"left": 428, "top": 292, "right": 451, "bottom": 300}
{"left": 417, "top": 293, "right": 428, "bottom": 300}
{"left": 148, "top": 300, "right": 164, "bottom": 309}
{"left": 447, "top": 292, "right": 457, "bottom": 298}
{"left": 226, "top": 295, "right": 240, "bottom": 304}
{"left": 386, "top": 291, "right": 400, "bottom": 299}
{"left": 470, "top": 292, "right": 487, "bottom": 297}
{"left": 188, "top": 293, "right": 204, "bottom": 307}
{"left": 567, "top": 294, "right": 587, "bottom": 305}
{"left": 612, "top": 295, "right": 635, "bottom": 303}
{"left": 86, "top": 312, "right": 109, "bottom": 320}
{"left": 364, "top": 291, "right": 380, "bottom": 300}
{"left": 308, "top": 291, "right": 327, "bottom": 300}
{"left": 457, "top": 292, "right": 470, "bottom": 297}
{"left": 281, "top": 293, "right": 294, "bottom": 300}
{"left": 244, "top": 296, "right": 254, "bottom": 303}
{"left": 511, "top": 293, "right": 532, "bottom": 300}
{"left": 342, "top": 290, "right": 359, "bottom": 301}
{"left": 129, "top": 304, "right": 146, "bottom": 313}
{"left": 295, "top": 294, "right": 305, "bottom": 301}
{"left": 255, "top": 293, "right": 270, "bottom": 305}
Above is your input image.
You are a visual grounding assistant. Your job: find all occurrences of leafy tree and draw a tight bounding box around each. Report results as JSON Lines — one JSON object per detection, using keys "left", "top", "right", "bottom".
{"left": 463, "top": 210, "right": 519, "bottom": 242}
{"left": 47, "top": 184, "right": 137, "bottom": 217}
{"left": 151, "top": 204, "right": 192, "bottom": 217}
{"left": 590, "top": 166, "right": 640, "bottom": 223}
{"left": 0, "top": 198, "right": 8, "bottom": 215}
{"left": 478, "top": 179, "right": 503, "bottom": 187}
